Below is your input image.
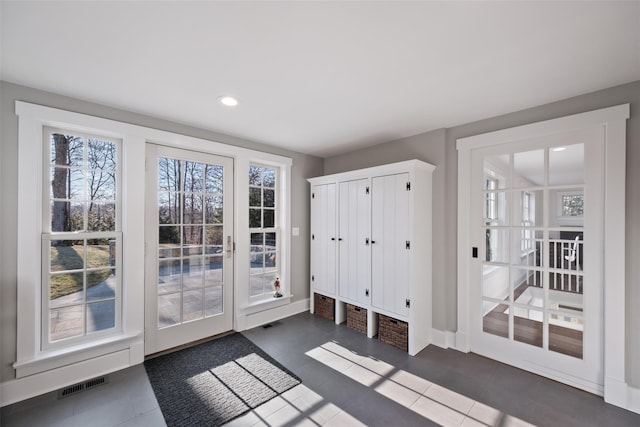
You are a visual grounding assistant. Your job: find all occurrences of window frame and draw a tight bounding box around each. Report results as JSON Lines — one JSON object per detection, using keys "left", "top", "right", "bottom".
{"left": 41, "top": 128, "right": 123, "bottom": 350}
{"left": 520, "top": 191, "right": 534, "bottom": 253}
{"left": 248, "top": 163, "right": 282, "bottom": 303}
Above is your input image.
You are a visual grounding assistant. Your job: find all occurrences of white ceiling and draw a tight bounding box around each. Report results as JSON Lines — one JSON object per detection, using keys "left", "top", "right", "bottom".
{"left": 2, "top": 1, "right": 639, "bottom": 158}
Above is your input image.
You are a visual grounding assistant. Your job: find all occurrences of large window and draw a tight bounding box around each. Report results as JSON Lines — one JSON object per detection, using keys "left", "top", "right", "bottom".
{"left": 249, "top": 164, "right": 279, "bottom": 299}
{"left": 43, "top": 128, "right": 121, "bottom": 348}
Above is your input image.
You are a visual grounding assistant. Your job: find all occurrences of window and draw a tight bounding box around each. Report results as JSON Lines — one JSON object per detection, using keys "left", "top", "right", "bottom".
{"left": 43, "top": 128, "right": 121, "bottom": 348}
{"left": 556, "top": 190, "right": 584, "bottom": 225}
{"left": 561, "top": 194, "right": 584, "bottom": 216}
{"left": 249, "top": 165, "right": 279, "bottom": 299}
{"left": 484, "top": 176, "right": 501, "bottom": 262}
{"left": 485, "top": 178, "right": 498, "bottom": 222}
{"left": 521, "top": 191, "right": 534, "bottom": 252}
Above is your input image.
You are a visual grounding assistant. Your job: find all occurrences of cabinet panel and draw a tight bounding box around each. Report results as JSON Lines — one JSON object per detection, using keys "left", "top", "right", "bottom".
{"left": 338, "top": 179, "right": 370, "bottom": 304}
{"left": 309, "top": 159, "right": 434, "bottom": 355}
{"left": 311, "top": 183, "right": 336, "bottom": 295}
{"left": 371, "top": 173, "right": 410, "bottom": 317}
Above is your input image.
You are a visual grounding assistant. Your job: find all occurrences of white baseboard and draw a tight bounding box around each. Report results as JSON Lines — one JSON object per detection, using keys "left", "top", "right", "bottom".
{"left": 1, "top": 349, "right": 133, "bottom": 407}
{"left": 627, "top": 384, "right": 640, "bottom": 414}
{"left": 242, "top": 298, "right": 310, "bottom": 331}
{"left": 430, "top": 328, "right": 456, "bottom": 349}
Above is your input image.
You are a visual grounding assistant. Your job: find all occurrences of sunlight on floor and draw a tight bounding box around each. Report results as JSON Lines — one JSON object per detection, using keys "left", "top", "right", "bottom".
{"left": 224, "top": 382, "right": 365, "bottom": 426}
{"left": 304, "top": 341, "right": 536, "bottom": 427}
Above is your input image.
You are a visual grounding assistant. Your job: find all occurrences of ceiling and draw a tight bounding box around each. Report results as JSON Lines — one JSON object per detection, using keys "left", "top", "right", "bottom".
{"left": 2, "top": 1, "right": 639, "bottom": 158}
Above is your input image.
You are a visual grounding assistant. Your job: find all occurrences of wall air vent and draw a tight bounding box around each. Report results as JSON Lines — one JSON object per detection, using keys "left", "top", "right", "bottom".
{"left": 57, "top": 376, "right": 109, "bottom": 399}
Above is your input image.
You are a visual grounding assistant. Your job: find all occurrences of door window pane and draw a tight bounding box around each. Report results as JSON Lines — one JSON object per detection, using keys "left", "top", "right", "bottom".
{"left": 549, "top": 312, "right": 583, "bottom": 358}
{"left": 485, "top": 228, "right": 509, "bottom": 263}
{"left": 156, "top": 156, "right": 226, "bottom": 328}
{"left": 183, "top": 289, "right": 204, "bottom": 322}
{"left": 482, "top": 300, "right": 509, "bottom": 338}
{"left": 513, "top": 309, "right": 543, "bottom": 348}
{"left": 484, "top": 155, "right": 509, "bottom": 189}
{"left": 158, "top": 294, "right": 181, "bottom": 328}
{"left": 514, "top": 149, "right": 544, "bottom": 187}
{"left": 205, "top": 286, "right": 223, "bottom": 316}
{"left": 550, "top": 143, "right": 584, "bottom": 186}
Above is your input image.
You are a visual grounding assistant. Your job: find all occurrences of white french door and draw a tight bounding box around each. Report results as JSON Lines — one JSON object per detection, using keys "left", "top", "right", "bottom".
{"left": 144, "top": 144, "right": 234, "bottom": 355}
{"left": 469, "top": 126, "right": 605, "bottom": 392}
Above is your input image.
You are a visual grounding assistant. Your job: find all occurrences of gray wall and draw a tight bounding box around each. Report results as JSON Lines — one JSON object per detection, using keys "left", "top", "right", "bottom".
{"left": 325, "top": 80, "right": 640, "bottom": 387}
{"left": 0, "top": 81, "right": 324, "bottom": 382}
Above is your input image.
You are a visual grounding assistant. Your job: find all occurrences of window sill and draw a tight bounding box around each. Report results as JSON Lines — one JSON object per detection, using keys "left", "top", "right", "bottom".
{"left": 242, "top": 294, "right": 292, "bottom": 315}
{"left": 13, "top": 332, "right": 142, "bottom": 378}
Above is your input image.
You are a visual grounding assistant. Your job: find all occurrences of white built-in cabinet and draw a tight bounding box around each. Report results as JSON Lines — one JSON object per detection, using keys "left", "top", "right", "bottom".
{"left": 308, "top": 160, "right": 434, "bottom": 355}
{"left": 310, "top": 183, "right": 337, "bottom": 296}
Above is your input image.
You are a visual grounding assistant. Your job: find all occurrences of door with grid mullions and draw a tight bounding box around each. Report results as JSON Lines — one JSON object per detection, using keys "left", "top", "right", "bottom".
{"left": 470, "top": 126, "right": 604, "bottom": 392}
{"left": 145, "top": 145, "right": 233, "bottom": 355}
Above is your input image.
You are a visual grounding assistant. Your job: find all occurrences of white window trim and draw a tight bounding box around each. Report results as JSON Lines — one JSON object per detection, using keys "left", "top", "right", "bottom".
{"left": 15, "top": 104, "right": 146, "bottom": 378}
{"left": 456, "top": 104, "right": 630, "bottom": 410}
{"left": 14, "top": 101, "right": 292, "bottom": 381}
{"left": 248, "top": 163, "right": 281, "bottom": 303}
{"left": 240, "top": 157, "right": 293, "bottom": 313}
{"left": 41, "top": 127, "right": 123, "bottom": 351}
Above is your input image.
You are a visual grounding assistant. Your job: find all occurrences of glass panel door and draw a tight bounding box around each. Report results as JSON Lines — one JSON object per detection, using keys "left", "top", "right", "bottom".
{"left": 481, "top": 144, "right": 585, "bottom": 357}
{"left": 470, "top": 126, "right": 604, "bottom": 391}
{"left": 145, "top": 145, "right": 233, "bottom": 355}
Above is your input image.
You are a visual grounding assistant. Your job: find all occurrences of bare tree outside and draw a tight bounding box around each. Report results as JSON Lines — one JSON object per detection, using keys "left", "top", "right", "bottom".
{"left": 47, "top": 131, "right": 119, "bottom": 342}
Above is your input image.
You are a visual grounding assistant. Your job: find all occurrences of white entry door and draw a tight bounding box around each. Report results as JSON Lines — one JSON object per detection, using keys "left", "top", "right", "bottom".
{"left": 144, "top": 144, "right": 234, "bottom": 355}
{"left": 469, "top": 126, "right": 605, "bottom": 392}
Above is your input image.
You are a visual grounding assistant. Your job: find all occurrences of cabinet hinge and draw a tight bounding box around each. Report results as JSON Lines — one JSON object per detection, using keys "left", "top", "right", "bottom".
{"left": 406, "top": 299, "right": 411, "bottom": 308}
{"left": 406, "top": 240, "right": 411, "bottom": 250}
{"left": 366, "top": 186, "right": 370, "bottom": 194}
{"left": 406, "top": 182, "right": 411, "bottom": 191}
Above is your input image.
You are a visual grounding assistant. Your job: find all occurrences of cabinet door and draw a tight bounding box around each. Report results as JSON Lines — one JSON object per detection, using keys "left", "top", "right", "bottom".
{"left": 338, "top": 179, "right": 370, "bottom": 304}
{"left": 311, "top": 183, "right": 337, "bottom": 294}
{"left": 371, "top": 173, "right": 410, "bottom": 316}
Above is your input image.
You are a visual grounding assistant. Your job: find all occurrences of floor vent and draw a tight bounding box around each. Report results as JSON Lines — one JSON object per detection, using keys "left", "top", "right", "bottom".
{"left": 57, "top": 376, "right": 109, "bottom": 399}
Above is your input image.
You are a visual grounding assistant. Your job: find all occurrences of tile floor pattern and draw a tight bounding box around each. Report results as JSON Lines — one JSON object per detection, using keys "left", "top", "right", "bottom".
{"left": 2, "top": 311, "right": 640, "bottom": 426}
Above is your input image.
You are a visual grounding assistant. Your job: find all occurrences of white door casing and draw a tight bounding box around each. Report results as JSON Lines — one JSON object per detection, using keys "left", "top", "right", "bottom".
{"left": 469, "top": 129, "right": 603, "bottom": 392}
{"left": 457, "top": 105, "right": 629, "bottom": 406}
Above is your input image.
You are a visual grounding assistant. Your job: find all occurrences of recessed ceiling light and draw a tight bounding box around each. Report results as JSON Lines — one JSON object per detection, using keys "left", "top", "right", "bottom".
{"left": 552, "top": 147, "right": 567, "bottom": 152}
{"left": 218, "top": 96, "right": 238, "bottom": 107}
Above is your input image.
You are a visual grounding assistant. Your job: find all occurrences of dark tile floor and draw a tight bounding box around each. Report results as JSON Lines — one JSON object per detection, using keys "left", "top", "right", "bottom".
{"left": 2, "top": 311, "right": 640, "bottom": 426}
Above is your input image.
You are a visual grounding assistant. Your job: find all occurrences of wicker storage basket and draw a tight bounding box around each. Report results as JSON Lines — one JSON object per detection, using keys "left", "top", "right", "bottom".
{"left": 378, "top": 314, "right": 408, "bottom": 351}
{"left": 314, "top": 293, "right": 335, "bottom": 321}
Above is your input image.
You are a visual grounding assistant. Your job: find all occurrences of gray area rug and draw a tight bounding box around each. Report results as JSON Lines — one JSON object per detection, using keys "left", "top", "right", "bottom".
{"left": 145, "top": 333, "right": 301, "bottom": 427}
